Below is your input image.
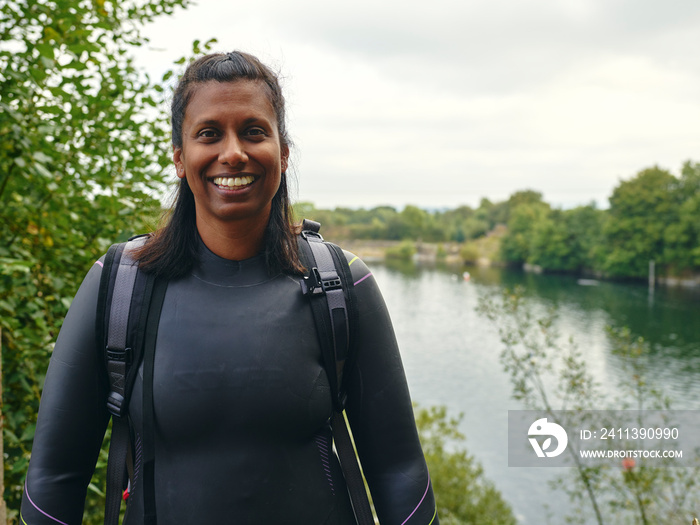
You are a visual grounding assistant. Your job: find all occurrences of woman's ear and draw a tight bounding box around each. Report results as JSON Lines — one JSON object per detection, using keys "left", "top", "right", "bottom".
{"left": 173, "top": 146, "right": 185, "bottom": 179}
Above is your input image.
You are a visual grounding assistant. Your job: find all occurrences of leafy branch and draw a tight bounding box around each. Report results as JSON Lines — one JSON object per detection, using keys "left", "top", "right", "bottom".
{"left": 477, "top": 287, "right": 700, "bottom": 524}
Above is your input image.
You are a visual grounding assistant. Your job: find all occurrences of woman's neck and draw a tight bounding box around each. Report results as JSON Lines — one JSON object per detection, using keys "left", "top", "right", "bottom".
{"left": 195, "top": 214, "right": 269, "bottom": 261}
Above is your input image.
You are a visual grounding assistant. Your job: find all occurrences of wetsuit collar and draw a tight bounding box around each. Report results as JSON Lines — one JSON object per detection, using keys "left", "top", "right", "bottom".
{"left": 192, "top": 234, "right": 275, "bottom": 287}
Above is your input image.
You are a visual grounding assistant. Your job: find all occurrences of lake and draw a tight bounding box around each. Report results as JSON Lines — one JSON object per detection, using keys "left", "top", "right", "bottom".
{"left": 370, "top": 261, "right": 700, "bottom": 523}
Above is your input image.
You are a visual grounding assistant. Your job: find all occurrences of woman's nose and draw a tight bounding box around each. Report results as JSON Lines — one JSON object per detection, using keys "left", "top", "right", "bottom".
{"left": 219, "top": 135, "right": 248, "bottom": 166}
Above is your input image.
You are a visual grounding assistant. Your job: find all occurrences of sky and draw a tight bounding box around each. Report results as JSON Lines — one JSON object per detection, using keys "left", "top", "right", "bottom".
{"left": 135, "top": 0, "right": 700, "bottom": 211}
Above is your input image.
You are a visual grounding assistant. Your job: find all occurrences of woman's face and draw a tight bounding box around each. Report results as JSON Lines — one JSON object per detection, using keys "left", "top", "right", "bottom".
{"left": 174, "top": 80, "right": 289, "bottom": 231}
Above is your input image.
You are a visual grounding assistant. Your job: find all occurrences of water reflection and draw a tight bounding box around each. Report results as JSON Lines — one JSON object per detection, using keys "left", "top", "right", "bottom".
{"left": 449, "top": 263, "right": 700, "bottom": 404}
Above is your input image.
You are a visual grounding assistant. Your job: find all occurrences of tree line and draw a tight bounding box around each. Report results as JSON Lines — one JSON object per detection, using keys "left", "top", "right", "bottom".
{"left": 297, "top": 161, "right": 700, "bottom": 279}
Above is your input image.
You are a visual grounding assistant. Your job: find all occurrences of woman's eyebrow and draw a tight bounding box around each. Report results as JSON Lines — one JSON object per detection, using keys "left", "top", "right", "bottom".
{"left": 242, "top": 116, "right": 269, "bottom": 126}
{"left": 194, "top": 117, "right": 267, "bottom": 127}
{"left": 194, "top": 118, "right": 221, "bottom": 127}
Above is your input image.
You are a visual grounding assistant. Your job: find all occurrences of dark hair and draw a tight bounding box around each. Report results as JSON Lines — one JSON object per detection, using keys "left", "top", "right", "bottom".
{"left": 136, "top": 51, "right": 303, "bottom": 278}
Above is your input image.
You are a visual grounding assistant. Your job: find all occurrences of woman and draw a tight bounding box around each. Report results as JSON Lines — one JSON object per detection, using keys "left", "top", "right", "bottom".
{"left": 21, "top": 51, "right": 438, "bottom": 525}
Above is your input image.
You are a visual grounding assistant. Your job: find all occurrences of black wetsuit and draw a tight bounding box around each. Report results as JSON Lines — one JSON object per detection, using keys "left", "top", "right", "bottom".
{"left": 21, "top": 238, "right": 438, "bottom": 525}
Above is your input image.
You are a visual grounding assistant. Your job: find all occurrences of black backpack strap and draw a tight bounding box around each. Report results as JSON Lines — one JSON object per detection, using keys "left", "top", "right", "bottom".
{"left": 141, "top": 276, "right": 168, "bottom": 525}
{"left": 299, "top": 221, "right": 351, "bottom": 410}
{"left": 104, "top": 239, "right": 143, "bottom": 416}
{"left": 97, "top": 242, "right": 126, "bottom": 525}
{"left": 97, "top": 236, "right": 151, "bottom": 525}
{"left": 298, "top": 219, "right": 373, "bottom": 525}
{"left": 331, "top": 411, "right": 374, "bottom": 525}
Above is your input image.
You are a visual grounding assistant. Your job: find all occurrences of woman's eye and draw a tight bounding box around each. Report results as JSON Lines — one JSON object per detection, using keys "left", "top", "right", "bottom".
{"left": 198, "top": 129, "right": 218, "bottom": 139}
{"left": 246, "top": 128, "right": 267, "bottom": 137}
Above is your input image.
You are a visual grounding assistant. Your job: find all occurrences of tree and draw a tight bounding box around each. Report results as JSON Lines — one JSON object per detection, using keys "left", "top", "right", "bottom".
{"left": 504, "top": 190, "right": 545, "bottom": 221}
{"left": 1, "top": 0, "right": 192, "bottom": 518}
{"left": 415, "top": 405, "right": 517, "bottom": 525}
{"left": 528, "top": 209, "right": 576, "bottom": 271}
{"left": 603, "top": 167, "right": 678, "bottom": 278}
{"left": 386, "top": 205, "right": 430, "bottom": 240}
{"left": 477, "top": 288, "right": 700, "bottom": 524}
{"left": 565, "top": 204, "right": 607, "bottom": 272}
{"left": 663, "top": 161, "right": 700, "bottom": 272}
{"left": 529, "top": 205, "right": 605, "bottom": 273}
{"left": 499, "top": 201, "right": 550, "bottom": 264}
{"left": 477, "top": 197, "right": 509, "bottom": 231}
{"left": 438, "top": 205, "right": 474, "bottom": 242}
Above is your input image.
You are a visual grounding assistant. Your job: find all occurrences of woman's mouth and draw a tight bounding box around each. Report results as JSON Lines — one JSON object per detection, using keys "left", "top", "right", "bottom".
{"left": 212, "top": 175, "right": 255, "bottom": 189}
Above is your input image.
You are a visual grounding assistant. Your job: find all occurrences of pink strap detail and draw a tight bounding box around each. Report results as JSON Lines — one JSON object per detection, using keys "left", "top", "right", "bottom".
{"left": 400, "top": 475, "right": 431, "bottom": 525}
{"left": 354, "top": 272, "right": 372, "bottom": 286}
{"left": 24, "top": 482, "right": 69, "bottom": 525}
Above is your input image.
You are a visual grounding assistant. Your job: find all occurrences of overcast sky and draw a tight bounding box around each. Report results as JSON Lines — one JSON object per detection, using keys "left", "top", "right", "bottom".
{"left": 136, "top": 0, "right": 700, "bottom": 210}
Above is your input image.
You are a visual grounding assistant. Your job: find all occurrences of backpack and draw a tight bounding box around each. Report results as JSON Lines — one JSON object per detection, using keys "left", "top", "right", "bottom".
{"left": 95, "top": 220, "right": 374, "bottom": 525}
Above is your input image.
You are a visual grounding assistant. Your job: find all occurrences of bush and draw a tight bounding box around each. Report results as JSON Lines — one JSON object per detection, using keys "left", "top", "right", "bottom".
{"left": 385, "top": 241, "right": 416, "bottom": 261}
{"left": 415, "top": 405, "right": 517, "bottom": 525}
{"left": 460, "top": 242, "right": 480, "bottom": 263}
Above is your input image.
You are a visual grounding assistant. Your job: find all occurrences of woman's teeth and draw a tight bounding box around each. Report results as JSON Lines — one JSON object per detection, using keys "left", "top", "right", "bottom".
{"left": 213, "top": 176, "right": 254, "bottom": 188}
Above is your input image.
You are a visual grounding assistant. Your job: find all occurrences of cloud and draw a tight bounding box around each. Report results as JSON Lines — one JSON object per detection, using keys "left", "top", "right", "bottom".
{"left": 138, "top": 0, "right": 700, "bottom": 209}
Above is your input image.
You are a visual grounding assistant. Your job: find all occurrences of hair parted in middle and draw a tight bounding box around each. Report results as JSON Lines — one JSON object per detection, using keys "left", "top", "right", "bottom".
{"left": 135, "top": 51, "right": 303, "bottom": 279}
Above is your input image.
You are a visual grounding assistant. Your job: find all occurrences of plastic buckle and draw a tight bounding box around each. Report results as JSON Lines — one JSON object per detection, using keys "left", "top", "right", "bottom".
{"left": 301, "top": 229, "right": 324, "bottom": 241}
{"left": 301, "top": 267, "right": 323, "bottom": 296}
{"left": 301, "top": 268, "right": 342, "bottom": 296}
{"left": 321, "top": 274, "right": 342, "bottom": 292}
{"left": 107, "top": 391, "right": 126, "bottom": 417}
{"left": 105, "top": 346, "right": 131, "bottom": 417}
{"left": 106, "top": 346, "right": 131, "bottom": 364}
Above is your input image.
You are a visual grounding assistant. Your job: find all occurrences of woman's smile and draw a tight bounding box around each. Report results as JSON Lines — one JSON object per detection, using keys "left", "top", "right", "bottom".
{"left": 212, "top": 175, "right": 256, "bottom": 189}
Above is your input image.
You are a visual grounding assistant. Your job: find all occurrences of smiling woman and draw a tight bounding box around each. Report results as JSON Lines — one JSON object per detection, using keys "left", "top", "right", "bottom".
{"left": 20, "top": 51, "right": 439, "bottom": 525}
{"left": 174, "top": 80, "right": 289, "bottom": 259}
{"left": 134, "top": 52, "right": 303, "bottom": 280}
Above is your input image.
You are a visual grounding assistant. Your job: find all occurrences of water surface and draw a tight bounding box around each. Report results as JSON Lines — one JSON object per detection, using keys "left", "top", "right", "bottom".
{"left": 370, "top": 261, "right": 700, "bottom": 523}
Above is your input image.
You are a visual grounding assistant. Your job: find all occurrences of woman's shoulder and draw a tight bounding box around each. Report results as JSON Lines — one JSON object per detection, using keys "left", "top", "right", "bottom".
{"left": 295, "top": 231, "right": 378, "bottom": 295}
{"left": 337, "top": 249, "right": 374, "bottom": 288}
{"left": 80, "top": 258, "right": 106, "bottom": 294}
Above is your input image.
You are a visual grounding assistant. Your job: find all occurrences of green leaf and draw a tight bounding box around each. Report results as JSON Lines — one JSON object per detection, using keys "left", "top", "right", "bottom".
{"left": 36, "top": 43, "right": 54, "bottom": 59}
{"left": 34, "top": 163, "right": 53, "bottom": 178}
{"left": 21, "top": 423, "right": 36, "bottom": 442}
{"left": 0, "top": 258, "right": 32, "bottom": 274}
{"left": 32, "top": 151, "right": 53, "bottom": 163}
{"left": 87, "top": 482, "right": 105, "bottom": 497}
{"left": 0, "top": 299, "right": 16, "bottom": 312}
